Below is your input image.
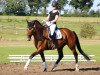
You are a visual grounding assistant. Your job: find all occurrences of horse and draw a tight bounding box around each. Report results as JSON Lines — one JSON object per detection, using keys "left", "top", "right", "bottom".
{"left": 24, "top": 20, "right": 90, "bottom": 71}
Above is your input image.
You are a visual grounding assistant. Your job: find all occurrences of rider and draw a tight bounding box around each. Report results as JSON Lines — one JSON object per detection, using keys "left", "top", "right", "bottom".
{"left": 43, "top": 1, "right": 60, "bottom": 49}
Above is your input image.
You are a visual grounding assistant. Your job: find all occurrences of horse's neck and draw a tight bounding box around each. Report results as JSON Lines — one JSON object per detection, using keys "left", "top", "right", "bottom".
{"left": 35, "top": 21, "right": 43, "bottom": 29}
{"left": 33, "top": 34, "right": 46, "bottom": 49}
{"left": 34, "top": 23, "right": 44, "bottom": 40}
{"left": 32, "top": 22, "right": 44, "bottom": 48}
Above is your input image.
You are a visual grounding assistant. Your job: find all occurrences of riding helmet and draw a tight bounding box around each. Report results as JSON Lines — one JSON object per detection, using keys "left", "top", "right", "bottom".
{"left": 52, "top": 1, "right": 60, "bottom": 9}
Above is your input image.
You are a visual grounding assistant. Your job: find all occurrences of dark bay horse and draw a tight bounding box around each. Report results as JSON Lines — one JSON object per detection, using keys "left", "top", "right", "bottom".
{"left": 24, "top": 20, "right": 90, "bottom": 71}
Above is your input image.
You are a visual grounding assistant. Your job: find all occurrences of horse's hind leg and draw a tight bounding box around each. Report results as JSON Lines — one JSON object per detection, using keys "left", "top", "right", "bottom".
{"left": 51, "top": 47, "right": 64, "bottom": 71}
{"left": 40, "top": 52, "right": 48, "bottom": 71}
{"left": 71, "top": 48, "right": 79, "bottom": 71}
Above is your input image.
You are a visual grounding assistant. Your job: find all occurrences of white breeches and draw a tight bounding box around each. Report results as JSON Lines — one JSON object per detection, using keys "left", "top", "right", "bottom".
{"left": 46, "top": 22, "right": 56, "bottom": 36}
{"left": 50, "top": 24, "right": 56, "bottom": 36}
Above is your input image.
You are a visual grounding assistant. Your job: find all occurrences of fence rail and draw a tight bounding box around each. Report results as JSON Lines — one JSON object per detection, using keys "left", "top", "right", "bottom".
{"left": 8, "top": 55, "right": 96, "bottom": 62}
{"left": 0, "top": 25, "right": 26, "bottom": 35}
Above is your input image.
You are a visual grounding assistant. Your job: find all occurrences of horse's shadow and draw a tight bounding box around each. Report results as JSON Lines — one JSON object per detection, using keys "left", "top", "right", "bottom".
{"left": 52, "top": 67, "right": 100, "bottom": 72}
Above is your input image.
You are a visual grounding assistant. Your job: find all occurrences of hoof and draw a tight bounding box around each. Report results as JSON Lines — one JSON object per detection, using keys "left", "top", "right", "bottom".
{"left": 24, "top": 67, "right": 28, "bottom": 71}
{"left": 51, "top": 64, "right": 57, "bottom": 71}
{"left": 51, "top": 69, "right": 53, "bottom": 71}
{"left": 43, "top": 68, "right": 47, "bottom": 72}
{"left": 51, "top": 68, "right": 55, "bottom": 71}
{"left": 75, "top": 68, "right": 79, "bottom": 71}
{"left": 75, "top": 64, "right": 79, "bottom": 71}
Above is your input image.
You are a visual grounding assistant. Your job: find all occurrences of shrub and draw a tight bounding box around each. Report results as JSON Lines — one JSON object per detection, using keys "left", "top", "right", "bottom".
{"left": 80, "top": 23, "right": 96, "bottom": 38}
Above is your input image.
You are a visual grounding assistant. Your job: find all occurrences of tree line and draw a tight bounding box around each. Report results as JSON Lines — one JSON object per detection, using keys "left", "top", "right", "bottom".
{"left": 0, "top": 0, "right": 100, "bottom": 17}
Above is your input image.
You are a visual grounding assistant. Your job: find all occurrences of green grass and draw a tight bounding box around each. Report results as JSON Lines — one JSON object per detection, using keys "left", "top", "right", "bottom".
{"left": 0, "top": 43, "right": 100, "bottom": 63}
{"left": 0, "top": 16, "right": 100, "bottom": 37}
{"left": 81, "top": 44, "right": 100, "bottom": 62}
{"left": 0, "top": 16, "right": 100, "bottom": 34}
{"left": 0, "top": 46, "right": 34, "bottom": 63}
{"left": 0, "top": 16, "right": 100, "bottom": 63}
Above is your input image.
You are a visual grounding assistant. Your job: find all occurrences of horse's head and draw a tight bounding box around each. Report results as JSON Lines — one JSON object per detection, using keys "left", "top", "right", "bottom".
{"left": 26, "top": 20, "right": 43, "bottom": 41}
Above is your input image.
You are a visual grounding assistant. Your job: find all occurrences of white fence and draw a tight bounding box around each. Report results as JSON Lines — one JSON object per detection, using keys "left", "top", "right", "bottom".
{"left": 8, "top": 55, "right": 96, "bottom": 62}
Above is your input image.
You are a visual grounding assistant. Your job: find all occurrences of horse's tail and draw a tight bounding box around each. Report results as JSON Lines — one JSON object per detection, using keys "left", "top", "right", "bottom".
{"left": 73, "top": 31, "right": 90, "bottom": 60}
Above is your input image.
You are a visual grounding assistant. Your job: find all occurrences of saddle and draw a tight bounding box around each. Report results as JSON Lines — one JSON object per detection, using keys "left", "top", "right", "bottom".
{"left": 43, "top": 26, "right": 62, "bottom": 50}
{"left": 43, "top": 26, "right": 62, "bottom": 40}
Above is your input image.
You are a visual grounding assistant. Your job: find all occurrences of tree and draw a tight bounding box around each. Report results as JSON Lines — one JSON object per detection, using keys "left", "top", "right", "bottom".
{"left": 40, "top": 0, "right": 50, "bottom": 15}
{"left": 28, "top": 0, "right": 41, "bottom": 15}
{"left": 97, "top": 3, "right": 100, "bottom": 6}
{"left": 63, "top": 9, "right": 68, "bottom": 16}
{"left": 95, "top": 9, "right": 100, "bottom": 17}
{"left": 28, "top": 0, "right": 50, "bottom": 15}
{"left": 6, "top": 0, "right": 26, "bottom": 15}
{"left": 89, "top": 10, "right": 95, "bottom": 16}
{"left": 6, "top": 0, "right": 16, "bottom": 15}
{"left": 70, "top": 0, "right": 94, "bottom": 13}
{"left": 57, "top": 0, "right": 68, "bottom": 11}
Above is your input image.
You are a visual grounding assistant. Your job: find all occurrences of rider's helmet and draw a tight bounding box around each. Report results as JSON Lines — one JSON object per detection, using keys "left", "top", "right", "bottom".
{"left": 52, "top": 1, "right": 60, "bottom": 9}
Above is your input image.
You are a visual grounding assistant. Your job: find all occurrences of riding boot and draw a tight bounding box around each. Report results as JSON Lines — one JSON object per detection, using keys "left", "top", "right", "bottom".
{"left": 50, "top": 35, "right": 56, "bottom": 49}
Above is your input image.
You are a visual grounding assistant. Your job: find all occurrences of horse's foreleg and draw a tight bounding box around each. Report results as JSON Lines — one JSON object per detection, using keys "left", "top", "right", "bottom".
{"left": 24, "top": 59, "right": 31, "bottom": 70}
{"left": 51, "top": 48, "right": 63, "bottom": 71}
{"left": 24, "top": 50, "right": 43, "bottom": 71}
{"left": 40, "top": 52, "right": 48, "bottom": 72}
{"left": 24, "top": 51, "right": 36, "bottom": 71}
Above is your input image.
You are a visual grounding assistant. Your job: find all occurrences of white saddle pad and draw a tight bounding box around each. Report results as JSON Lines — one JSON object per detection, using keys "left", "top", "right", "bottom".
{"left": 46, "top": 22, "right": 62, "bottom": 39}
{"left": 55, "top": 29, "right": 62, "bottom": 39}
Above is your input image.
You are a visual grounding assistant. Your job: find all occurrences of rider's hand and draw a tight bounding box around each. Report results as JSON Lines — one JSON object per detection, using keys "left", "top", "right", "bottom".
{"left": 42, "top": 20, "right": 46, "bottom": 23}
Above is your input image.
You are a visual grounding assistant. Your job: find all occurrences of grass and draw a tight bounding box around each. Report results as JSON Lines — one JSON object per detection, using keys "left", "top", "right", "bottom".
{"left": 81, "top": 44, "right": 100, "bottom": 62}
{"left": 0, "top": 43, "right": 100, "bottom": 63}
{"left": 0, "top": 16, "right": 100, "bottom": 63}
{"left": 0, "top": 39, "right": 100, "bottom": 62}
{"left": 0, "top": 16, "right": 100, "bottom": 36}
{"left": 0, "top": 46, "right": 34, "bottom": 63}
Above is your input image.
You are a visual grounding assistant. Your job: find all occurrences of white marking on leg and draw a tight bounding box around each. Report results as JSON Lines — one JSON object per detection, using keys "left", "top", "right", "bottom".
{"left": 75, "top": 64, "right": 79, "bottom": 71}
{"left": 43, "top": 62, "right": 48, "bottom": 69}
{"left": 52, "top": 63, "right": 57, "bottom": 71}
{"left": 24, "top": 59, "right": 31, "bottom": 71}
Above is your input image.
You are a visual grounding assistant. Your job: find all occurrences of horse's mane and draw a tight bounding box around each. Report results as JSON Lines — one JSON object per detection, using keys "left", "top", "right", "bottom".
{"left": 32, "top": 20, "right": 43, "bottom": 27}
{"left": 31, "top": 20, "right": 44, "bottom": 40}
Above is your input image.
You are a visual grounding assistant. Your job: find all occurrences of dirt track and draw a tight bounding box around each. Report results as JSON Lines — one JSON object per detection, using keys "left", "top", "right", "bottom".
{"left": 0, "top": 62, "right": 100, "bottom": 75}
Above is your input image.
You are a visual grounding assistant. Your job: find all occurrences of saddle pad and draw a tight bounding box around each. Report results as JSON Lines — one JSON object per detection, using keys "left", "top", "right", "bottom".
{"left": 55, "top": 29, "right": 62, "bottom": 39}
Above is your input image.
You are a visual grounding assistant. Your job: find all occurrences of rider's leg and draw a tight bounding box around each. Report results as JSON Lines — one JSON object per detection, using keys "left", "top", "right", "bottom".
{"left": 50, "top": 24, "right": 56, "bottom": 36}
{"left": 50, "top": 24, "right": 56, "bottom": 49}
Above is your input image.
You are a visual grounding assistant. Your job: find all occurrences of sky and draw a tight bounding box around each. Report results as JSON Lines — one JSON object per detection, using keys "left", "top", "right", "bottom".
{"left": 91, "top": 0, "right": 100, "bottom": 11}
{"left": 47, "top": 0, "right": 100, "bottom": 13}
